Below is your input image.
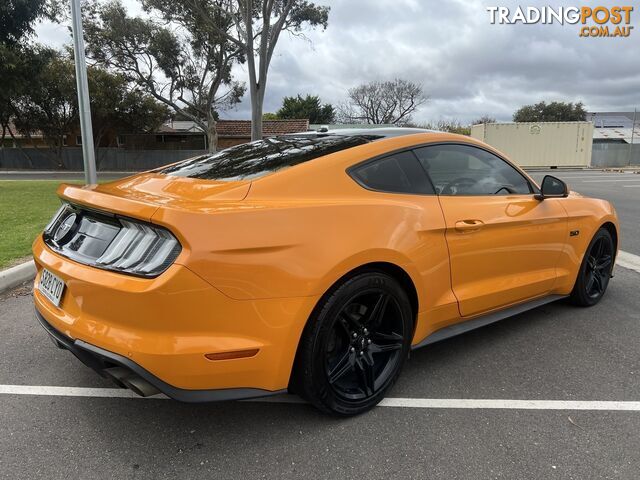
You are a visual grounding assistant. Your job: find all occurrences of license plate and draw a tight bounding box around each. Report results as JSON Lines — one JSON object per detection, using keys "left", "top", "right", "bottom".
{"left": 38, "top": 268, "right": 65, "bottom": 307}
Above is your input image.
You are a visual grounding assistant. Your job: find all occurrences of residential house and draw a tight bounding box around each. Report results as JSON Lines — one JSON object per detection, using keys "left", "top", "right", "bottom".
{"left": 120, "top": 119, "right": 310, "bottom": 150}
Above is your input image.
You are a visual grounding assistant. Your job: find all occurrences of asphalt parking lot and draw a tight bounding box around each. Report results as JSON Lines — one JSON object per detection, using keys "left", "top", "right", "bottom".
{"left": 1, "top": 169, "right": 639, "bottom": 479}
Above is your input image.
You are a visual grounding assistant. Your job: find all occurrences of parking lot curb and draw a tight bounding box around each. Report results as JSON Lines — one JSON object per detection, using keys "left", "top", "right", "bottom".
{"left": 0, "top": 261, "right": 36, "bottom": 294}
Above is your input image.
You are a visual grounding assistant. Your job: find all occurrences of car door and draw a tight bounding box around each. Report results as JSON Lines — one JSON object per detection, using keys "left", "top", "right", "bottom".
{"left": 413, "top": 143, "right": 568, "bottom": 317}
{"left": 348, "top": 149, "right": 462, "bottom": 336}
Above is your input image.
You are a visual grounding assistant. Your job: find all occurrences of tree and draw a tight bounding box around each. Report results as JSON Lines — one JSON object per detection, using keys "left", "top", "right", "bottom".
{"left": 0, "top": 0, "right": 60, "bottom": 45}
{"left": 0, "top": 45, "right": 57, "bottom": 166}
{"left": 471, "top": 115, "right": 496, "bottom": 125}
{"left": 12, "top": 53, "right": 78, "bottom": 167}
{"left": 87, "top": 67, "right": 169, "bottom": 167}
{"left": 338, "top": 79, "right": 427, "bottom": 125}
{"left": 416, "top": 119, "right": 470, "bottom": 136}
{"left": 513, "top": 101, "right": 587, "bottom": 122}
{"left": 170, "top": 0, "right": 330, "bottom": 140}
{"left": 12, "top": 53, "right": 169, "bottom": 168}
{"left": 276, "top": 94, "right": 334, "bottom": 123}
{"left": 85, "top": 0, "right": 245, "bottom": 152}
{"left": 0, "top": 0, "right": 61, "bottom": 160}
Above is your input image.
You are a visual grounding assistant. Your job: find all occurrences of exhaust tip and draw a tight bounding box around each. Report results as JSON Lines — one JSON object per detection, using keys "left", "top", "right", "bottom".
{"left": 103, "top": 366, "right": 161, "bottom": 397}
{"left": 103, "top": 367, "right": 132, "bottom": 389}
{"left": 121, "top": 375, "right": 161, "bottom": 398}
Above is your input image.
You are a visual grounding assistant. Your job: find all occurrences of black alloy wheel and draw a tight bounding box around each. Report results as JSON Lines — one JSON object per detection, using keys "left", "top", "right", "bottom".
{"left": 570, "top": 228, "right": 615, "bottom": 306}
{"left": 293, "top": 271, "right": 413, "bottom": 416}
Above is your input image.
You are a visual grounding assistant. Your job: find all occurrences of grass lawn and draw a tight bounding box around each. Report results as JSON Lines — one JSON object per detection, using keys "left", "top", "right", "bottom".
{"left": 0, "top": 180, "right": 82, "bottom": 269}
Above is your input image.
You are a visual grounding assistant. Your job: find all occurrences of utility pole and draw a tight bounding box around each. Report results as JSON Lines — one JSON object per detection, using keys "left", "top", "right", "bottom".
{"left": 70, "top": 0, "right": 97, "bottom": 184}
{"left": 629, "top": 108, "right": 637, "bottom": 167}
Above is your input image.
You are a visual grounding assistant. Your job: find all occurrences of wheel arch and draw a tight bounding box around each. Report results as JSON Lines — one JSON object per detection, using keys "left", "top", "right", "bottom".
{"left": 336, "top": 262, "right": 420, "bottom": 321}
{"left": 288, "top": 260, "right": 420, "bottom": 392}
{"left": 600, "top": 221, "right": 618, "bottom": 255}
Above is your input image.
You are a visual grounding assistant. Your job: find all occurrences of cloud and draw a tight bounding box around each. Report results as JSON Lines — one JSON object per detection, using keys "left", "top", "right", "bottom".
{"left": 36, "top": 0, "right": 640, "bottom": 123}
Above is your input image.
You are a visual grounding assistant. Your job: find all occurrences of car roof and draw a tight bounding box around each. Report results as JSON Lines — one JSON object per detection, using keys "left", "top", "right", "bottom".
{"left": 290, "top": 127, "right": 439, "bottom": 139}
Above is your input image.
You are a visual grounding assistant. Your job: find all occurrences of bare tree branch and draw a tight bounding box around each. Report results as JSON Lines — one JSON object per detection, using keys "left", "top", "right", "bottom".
{"left": 338, "top": 79, "right": 428, "bottom": 125}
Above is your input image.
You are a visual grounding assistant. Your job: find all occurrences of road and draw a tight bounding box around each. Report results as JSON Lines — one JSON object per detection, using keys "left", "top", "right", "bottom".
{"left": 0, "top": 169, "right": 639, "bottom": 479}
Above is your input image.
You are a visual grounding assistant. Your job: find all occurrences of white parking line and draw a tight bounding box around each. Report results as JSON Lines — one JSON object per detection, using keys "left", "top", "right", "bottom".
{"left": 580, "top": 179, "right": 640, "bottom": 183}
{"left": 1, "top": 384, "right": 640, "bottom": 411}
{"left": 617, "top": 251, "right": 640, "bottom": 273}
{"left": 622, "top": 185, "right": 640, "bottom": 187}
{"left": 0, "top": 384, "right": 146, "bottom": 399}
{"left": 378, "top": 398, "right": 640, "bottom": 411}
{"left": 552, "top": 175, "right": 640, "bottom": 179}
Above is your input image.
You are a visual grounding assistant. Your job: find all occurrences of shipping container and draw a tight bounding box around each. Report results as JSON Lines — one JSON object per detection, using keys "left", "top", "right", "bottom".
{"left": 470, "top": 122, "right": 593, "bottom": 168}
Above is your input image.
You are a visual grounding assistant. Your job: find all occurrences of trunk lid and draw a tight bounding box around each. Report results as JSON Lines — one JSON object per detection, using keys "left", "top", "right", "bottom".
{"left": 58, "top": 173, "right": 251, "bottom": 221}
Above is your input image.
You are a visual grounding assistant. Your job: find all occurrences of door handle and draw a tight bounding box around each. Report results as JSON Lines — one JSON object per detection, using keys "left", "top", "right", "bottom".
{"left": 455, "top": 219, "right": 485, "bottom": 233}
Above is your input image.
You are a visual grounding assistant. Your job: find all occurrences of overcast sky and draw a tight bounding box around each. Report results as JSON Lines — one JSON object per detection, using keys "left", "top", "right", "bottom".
{"left": 35, "top": 0, "right": 640, "bottom": 124}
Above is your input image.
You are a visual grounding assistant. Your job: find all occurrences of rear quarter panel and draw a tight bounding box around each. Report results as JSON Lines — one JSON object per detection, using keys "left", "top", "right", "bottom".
{"left": 151, "top": 197, "right": 452, "bottom": 306}
{"left": 150, "top": 192, "right": 461, "bottom": 349}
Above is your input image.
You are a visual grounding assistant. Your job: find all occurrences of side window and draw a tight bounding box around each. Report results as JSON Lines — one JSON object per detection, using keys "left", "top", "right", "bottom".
{"left": 413, "top": 144, "right": 532, "bottom": 196}
{"left": 350, "top": 151, "right": 435, "bottom": 194}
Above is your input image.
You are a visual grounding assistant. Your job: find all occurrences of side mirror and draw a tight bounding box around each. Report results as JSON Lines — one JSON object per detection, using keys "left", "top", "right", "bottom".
{"left": 535, "top": 175, "right": 569, "bottom": 200}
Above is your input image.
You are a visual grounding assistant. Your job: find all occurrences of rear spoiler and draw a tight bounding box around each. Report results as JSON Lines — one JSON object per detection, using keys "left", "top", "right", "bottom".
{"left": 57, "top": 184, "right": 159, "bottom": 222}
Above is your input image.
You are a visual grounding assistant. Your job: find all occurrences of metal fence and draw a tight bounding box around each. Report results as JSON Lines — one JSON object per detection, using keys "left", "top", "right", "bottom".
{"left": 2, "top": 144, "right": 639, "bottom": 171}
{"left": 0, "top": 148, "right": 207, "bottom": 171}
{"left": 591, "top": 143, "right": 640, "bottom": 168}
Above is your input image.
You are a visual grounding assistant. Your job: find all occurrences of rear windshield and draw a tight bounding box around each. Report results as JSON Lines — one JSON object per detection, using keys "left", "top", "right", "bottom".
{"left": 158, "top": 134, "right": 379, "bottom": 181}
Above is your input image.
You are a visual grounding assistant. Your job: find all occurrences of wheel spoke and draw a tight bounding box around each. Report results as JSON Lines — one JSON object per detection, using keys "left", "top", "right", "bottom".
{"left": 596, "top": 255, "right": 612, "bottom": 272}
{"left": 328, "top": 350, "right": 353, "bottom": 384}
{"left": 355, "top": 355, "right": 376, "bottom": 396}
{"left": 369, "top": 331, "right": 403, "bottom": 354}
{"left": 593, "top": 272, "right": 603, "bottom": 294}
{"left": 585, "top": 271, "right": 596, "bottom": 293}
{"left": 364, "top": 293, "right": 389, "bottom": 328}
{"left": 594, "top": 238, "right": 605, "bottom": 258}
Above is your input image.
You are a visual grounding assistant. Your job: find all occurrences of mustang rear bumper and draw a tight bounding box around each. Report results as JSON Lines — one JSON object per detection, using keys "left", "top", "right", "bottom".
{"left": 32, "top": 236, "right": 320, "bottom": 396}
{"left": 35, "top": 308, "right": 284, "bottom": 402}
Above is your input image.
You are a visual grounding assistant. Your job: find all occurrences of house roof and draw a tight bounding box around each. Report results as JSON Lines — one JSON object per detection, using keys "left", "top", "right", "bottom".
{"left": 588, "top": 111, "right": 637, "bottom": 127}
{"left": 160, "top": 119, "right": 310, "bottom": 137}
{"left": 592, "top": 127, "right": 640, "bottom": 144}
{"left": 158, "top": 121, "right": 204, "bottom": 133}
{"left": 217, "top": 119, "right": 309, "bottom": 137}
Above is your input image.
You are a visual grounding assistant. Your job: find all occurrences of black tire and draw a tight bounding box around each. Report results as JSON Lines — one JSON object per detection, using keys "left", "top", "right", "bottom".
{"left": 292, "top": 271, "right": 413, "bottom": 416}
{"left": 570, "top": 228, "right": 615, "bottom": 307}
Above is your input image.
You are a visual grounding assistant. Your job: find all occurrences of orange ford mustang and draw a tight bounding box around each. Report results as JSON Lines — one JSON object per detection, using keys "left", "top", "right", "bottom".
{"left": 33, "top": 128, "right": 619, "bottom": 415}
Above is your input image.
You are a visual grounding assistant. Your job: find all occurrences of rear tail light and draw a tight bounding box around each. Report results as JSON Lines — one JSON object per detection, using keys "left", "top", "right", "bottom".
{"left": 96, "top": 220, "right": 180, "bottom": 275}
{"left": 43, "top": 203, "right": 181, "bottom": 278}
{"left": 44, "top": 204, "right": 68, "bottom": 235}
